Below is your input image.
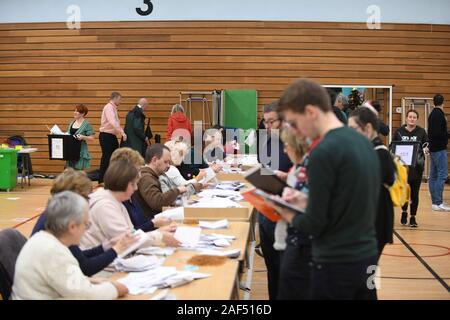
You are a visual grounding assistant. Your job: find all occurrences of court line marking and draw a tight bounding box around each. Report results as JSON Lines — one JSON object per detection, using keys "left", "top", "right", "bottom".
{"left": 393, "top": 230, "right": 450, "bottom": 293}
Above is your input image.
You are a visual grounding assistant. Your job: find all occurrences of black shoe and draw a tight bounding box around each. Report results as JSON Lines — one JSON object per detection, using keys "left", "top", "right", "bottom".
{"left": 255, "top": 244, "right": 264, "bottom": 258}
{"left": 400, "top": 212, "right": 408, "bottom": 225}
{"left": 409, "top": 216, "right": 418, "bottom": 228}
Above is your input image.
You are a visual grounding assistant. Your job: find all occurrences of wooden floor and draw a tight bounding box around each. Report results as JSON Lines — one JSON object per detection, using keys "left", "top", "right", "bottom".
{"left": 1, "top": 179, "right": 449, "bottom": 300}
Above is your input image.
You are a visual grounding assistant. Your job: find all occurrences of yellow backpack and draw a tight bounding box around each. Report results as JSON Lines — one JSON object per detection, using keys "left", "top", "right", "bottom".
{"left": 374, "top": 145, "right": 410, "bottom": 207}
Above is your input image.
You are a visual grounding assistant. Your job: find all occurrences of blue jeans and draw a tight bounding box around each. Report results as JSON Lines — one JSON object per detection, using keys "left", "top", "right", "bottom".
{"left": 429, "top": 150, "right": 448, "bottom": 205}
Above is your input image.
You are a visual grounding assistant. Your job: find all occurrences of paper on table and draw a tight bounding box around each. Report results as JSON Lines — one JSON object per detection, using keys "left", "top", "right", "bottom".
{"left": 199, "top": 219, "right": 229, "bottom": 229}
{"left": 174, "top": 226, "right": 202, "bottom": 247}
{"left": 118, "top": 229, "right": 149, "bottom": 258}
{"left": 198, "top": 167, "right": 216, "bottom": 184}
{"left": 137, "top": 246, "right": 176, "bottom": 256}
{"left": 198, "top": 248, "right": 241, "bottom": 258}
{"left": 197, "top": 189, "right": 242, "bottom": 198}
{"left": 188, "top": 197, "right": 242, "bottom": 208}
{"left": 114, "top": 255, "right": 165, "bottom": 272}
{"left": 155, "top": 207, "right": 184, "bottom": 221}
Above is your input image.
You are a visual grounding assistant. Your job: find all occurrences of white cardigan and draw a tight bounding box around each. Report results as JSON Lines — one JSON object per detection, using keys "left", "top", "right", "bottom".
{"left": 80, "top": 188, "right": 163, "bottom": 250}
{"left": 11, "top": 231, "right": 118, "bottom": 300}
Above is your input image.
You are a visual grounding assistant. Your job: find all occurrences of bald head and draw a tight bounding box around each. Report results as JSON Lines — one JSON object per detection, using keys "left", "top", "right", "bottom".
{"left": 138, "top": 98, "right": 148, "bottom": 110}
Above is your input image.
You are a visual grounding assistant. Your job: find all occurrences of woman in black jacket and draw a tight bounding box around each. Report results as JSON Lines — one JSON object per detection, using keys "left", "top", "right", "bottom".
{"left": 349, "top": 107, "right": 396, "bottom": 258}
{"left": 393, "top": 109, "right": 429, "bottom": 227}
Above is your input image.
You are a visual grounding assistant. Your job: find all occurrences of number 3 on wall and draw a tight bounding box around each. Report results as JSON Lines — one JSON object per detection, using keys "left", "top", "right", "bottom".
{"left": 136, "top": 0, "right": 153, "bottom": 16}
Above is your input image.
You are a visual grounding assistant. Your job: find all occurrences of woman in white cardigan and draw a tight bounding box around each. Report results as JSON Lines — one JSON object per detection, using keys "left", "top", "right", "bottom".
{"left": 11, "top": 191, "right": 128, "bottom": 300}
{"left": 81, "top": 160, "right": 180, "bottom": 250}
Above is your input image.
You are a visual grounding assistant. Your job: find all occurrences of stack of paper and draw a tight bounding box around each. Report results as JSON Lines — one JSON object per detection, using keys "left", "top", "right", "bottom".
{"left": 174, "top": 226, "right": 202, "bottom": 247}
{"left": 197, "top": 189, "right": 242, "bottom": 199}
{"left": 198, "top": 248, "right": 241, "bottom": 258}
{"left": 137, "top": 246, "right": 176, "bottom": 257}
{"left": 198, "top": 167, "right": 216, "bottom": 184}
{"left": 199, "top": 219, "right": 229, "bottom": 229}
{"left": 155, "top": 207, "right": 184, "bottom": 221}
{"left": 114, "top": 255, "right": 165, "bottom": 272}
{"left": 188, "top": 197, "right": 243, "bottom": 208}
{"left": 117, "top": 266, "right": 210, "bottom": 295}
{"left": 118, "top": 229, "right": 150, "bottom": 258}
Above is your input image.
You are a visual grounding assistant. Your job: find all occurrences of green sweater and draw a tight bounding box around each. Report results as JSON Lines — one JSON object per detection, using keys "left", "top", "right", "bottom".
{"left": 292, "top": 126, "right": 380, "bottom": 263}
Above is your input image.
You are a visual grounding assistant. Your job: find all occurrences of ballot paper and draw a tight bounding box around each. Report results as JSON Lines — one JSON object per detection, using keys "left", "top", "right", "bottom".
{"left": 198, "top": 248, "right": 241, "bottom": 258}
{"left": 197, "top": 189, "right": 243, "bottom": 199}
{"left": 188, "top": 197, "right": 243, "bottom": 208}
{"left": 137, "top": 246, "right": 176, "bottom": 256}
{"left": 114, "top": 255, "right": 165, "bottom": 272}
{"left": 178, "top": 233, "right": 236, "bottom": 250}
{"left": 174, "top": 226, "right": 202, "bottom": 247}
{"left": 199, "top": 219, "right": 229, "bottom": 229}
{"left": 198, "top": 167, "right": 216, "bottom": 184}
{"left": 117, "top": 266, "right": 210, "bottom": 295}
{"left": 150, "top": 289, "right": 177, "bottom": 300}
{"left": 118, "top": 229, "right": 149, "bottom": 258}
{"left": 154, "top": 207, "right": 184, "bottom": 221}
{"left": 48, "top": 124, "right": 67, "bottom": 135}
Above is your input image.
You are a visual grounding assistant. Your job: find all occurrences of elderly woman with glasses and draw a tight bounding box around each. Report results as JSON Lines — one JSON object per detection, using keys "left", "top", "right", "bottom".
{"left": 31, "top": 168, "right": 138, "bottom": 277}
{"left": 11, "top": 191, "right": 128, "bottom": 299}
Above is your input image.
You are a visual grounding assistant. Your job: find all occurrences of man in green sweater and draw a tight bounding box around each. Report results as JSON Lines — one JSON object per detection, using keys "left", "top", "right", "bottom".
{"left": 276, "top": 79, "right": 380, "bottom": 300}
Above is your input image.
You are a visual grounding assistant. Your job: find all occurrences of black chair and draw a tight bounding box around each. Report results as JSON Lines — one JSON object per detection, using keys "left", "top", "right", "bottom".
{"left": 0, "top": 229, "right": 27, "bottom": 300}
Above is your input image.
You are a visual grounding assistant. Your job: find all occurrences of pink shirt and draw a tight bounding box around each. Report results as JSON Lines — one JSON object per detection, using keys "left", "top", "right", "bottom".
{"left": 99, "top": 102, "right": 123, "bottom": 135}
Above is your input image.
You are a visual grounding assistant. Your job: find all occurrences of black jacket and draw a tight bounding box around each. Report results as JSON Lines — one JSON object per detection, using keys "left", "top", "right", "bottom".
{"left": 123, "top": 105, "right": 147, "bottom": 156}
{"left": 393, "top": 125, "right": 428, "bottom": 180}
{"left": 373, "top": 137, "right": 395, "bottom": 251}
{"left": 427, "top": 107, "right": 449, "bottom": 152}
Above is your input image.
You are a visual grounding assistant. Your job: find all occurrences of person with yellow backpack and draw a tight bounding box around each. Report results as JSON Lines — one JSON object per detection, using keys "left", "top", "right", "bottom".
{"left": 348, "top": 107, "right": 396, "bottom": 259}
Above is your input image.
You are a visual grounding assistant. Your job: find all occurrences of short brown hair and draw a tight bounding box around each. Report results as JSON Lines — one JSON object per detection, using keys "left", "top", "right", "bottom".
{"left": 145, "top": 143, "right": 170, "bottom": 164}
{"left": 75, "top": 104, "right": 88, "bottom": 116}
{"left": 104, "top": 160, "right": 138, "bottom": 192}
{"left": 406, "top": 109, "right": 419, "bottom": 118}
{"left": 50, "top": 168, "right": 92, "bottom": 199}
{"left": 110, "top": 92, "right": 122, "bottom": 100}
{"left": 110, "top": 147, "right": 144, "bottom": 168}
{"left": 278, "top": 78, "right": 331, "bottom": 114}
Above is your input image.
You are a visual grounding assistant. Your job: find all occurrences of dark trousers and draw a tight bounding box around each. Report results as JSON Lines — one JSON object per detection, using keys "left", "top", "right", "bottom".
{"left": 278, "top": 245, "right": 312, "bottom": 300}
{"left": 258, "top": 214, "right": 280, "bottom": 300}
{"left": 99, "top": 132, "right": 119, "bottom": 183}
{"left": 402, "top": 177, "right": 422, "bottom": 216}
{"left": 310, "top": 255, "right": 378, "bottom": 300}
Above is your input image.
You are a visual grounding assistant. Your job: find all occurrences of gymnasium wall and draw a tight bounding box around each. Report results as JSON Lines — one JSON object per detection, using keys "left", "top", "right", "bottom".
{"left": 0, "top": 20, "right": 449, "bottom": 174}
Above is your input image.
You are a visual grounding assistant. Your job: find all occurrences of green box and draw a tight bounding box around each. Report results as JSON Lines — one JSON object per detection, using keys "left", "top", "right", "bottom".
{"left": 0, "top": 149, "right": 18, "bottom": 191}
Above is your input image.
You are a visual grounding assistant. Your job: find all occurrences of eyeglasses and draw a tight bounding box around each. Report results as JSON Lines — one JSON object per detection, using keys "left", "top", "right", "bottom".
{"left": 265, "top": 119, "right": 281, "bottom": 127}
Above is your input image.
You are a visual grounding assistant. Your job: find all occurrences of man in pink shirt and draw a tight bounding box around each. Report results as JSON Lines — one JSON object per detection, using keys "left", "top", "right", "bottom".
{"left": 98, "top": 92, "right": 127, "bottom": 183}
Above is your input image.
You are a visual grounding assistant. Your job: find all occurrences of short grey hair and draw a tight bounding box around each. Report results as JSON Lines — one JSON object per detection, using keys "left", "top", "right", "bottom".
{"left": 171, "top": 104, "right": 184, "bottom": 114}
{"left": 44, "top": 191, "right": 88, "bottom": 236}
{"left": 263, "top": 101, "right": 279, "bottom": 114}
{"left": 336, "top": 93, "right": 349, "bottom": 106}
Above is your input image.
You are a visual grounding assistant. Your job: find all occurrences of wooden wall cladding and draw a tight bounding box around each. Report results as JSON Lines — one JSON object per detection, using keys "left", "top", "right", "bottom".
{"left": 0, "top": 21, "right": 449, "bottom": 173}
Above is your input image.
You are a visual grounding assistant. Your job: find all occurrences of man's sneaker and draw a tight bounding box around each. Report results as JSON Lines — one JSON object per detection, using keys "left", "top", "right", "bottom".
{"left": 438, "top": 203, "right": 450, "bottom": 211}
{"left": 400, "top": 212, "right": 408, "bottom": 225}
{"left": 409, "top": 216, "right": 418, "bottom": 228}
{"left": 432, "top": 204, "right": 446, "bottom": 211}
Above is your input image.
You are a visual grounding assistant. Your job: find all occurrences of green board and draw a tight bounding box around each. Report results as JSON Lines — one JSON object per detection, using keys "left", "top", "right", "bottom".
{"left": 223, "top": 90, "right": 257, "bottom": 130}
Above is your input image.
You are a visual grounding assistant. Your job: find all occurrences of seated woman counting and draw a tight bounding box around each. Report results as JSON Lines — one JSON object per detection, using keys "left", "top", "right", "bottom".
{"left": 80, "top": 159, "right": 181, "bottom": 250}
{"left": 109, "top": 147, "right": 174, "bottom": 232}
{"left": 31, "top": 168, "right": 138, "bottom": 277}
{"left": 12, "top": 191, "right": 128, "bottom": 300}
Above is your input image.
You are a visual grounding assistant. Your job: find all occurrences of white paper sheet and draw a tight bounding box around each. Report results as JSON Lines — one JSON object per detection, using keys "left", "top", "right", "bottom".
{"left": 51, "top": 138, "right": 63, "bottom": 159}
{"left": 198, "top": 167, "right": 216, "bottom": 184}
{"left": 155, "top": 207, "right": 184, "bottom": 221}
{"left": 174, "top": 226, "right": 202, "bottom": 247}
{"left": 199, "top": 219, "right": 229, "bottom": 229}
{"left": 118, "top": 229, "right": 149, "bottom": 258}
{"left": 395, "top": 145, "right": 415, "bottom": 166}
